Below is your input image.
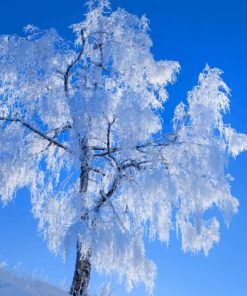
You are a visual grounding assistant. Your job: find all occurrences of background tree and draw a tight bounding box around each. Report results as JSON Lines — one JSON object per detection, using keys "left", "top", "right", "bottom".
{"left": 0, "top": 0, "right": 247, "bottom": 295}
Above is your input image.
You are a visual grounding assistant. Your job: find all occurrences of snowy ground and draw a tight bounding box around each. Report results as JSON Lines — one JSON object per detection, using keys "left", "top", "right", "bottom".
{"left": 0, "top": 269, "right": 68, "bottom": 296}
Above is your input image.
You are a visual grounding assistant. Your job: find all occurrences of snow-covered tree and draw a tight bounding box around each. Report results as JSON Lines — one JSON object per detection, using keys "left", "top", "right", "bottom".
{"left": 0, "top": 1, "right": 246, "bottom": 295}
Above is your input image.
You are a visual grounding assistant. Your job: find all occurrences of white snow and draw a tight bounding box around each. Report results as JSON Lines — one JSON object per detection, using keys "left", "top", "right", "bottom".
{"left": 0, "top": 269, "right": 68, "bottom": 296}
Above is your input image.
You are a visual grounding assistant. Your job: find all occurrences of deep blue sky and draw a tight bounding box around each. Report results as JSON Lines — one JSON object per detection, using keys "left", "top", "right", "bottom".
{"left": 0, "top": 1, "right": 247, "bottom": 295}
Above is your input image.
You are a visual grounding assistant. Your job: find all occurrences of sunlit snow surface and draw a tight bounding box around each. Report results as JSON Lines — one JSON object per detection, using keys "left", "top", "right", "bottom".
{"left": 0, "top": 269, "right": 68, "bottom": 296}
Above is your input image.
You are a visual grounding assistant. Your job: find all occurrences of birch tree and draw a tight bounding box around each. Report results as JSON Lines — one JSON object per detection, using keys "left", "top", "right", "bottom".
{"left": 0, "top": 1, "right": 246, "bottom": 295}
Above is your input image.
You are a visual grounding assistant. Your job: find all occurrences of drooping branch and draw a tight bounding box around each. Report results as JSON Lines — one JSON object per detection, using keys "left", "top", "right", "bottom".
{"left": 0, "top": 116, "right": 69, "bottom": 151}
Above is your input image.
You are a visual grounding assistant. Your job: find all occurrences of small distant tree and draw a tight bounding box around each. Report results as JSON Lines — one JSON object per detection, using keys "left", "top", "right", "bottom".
{"left": 0, "top": 1, "right": 247, "bottom": 295}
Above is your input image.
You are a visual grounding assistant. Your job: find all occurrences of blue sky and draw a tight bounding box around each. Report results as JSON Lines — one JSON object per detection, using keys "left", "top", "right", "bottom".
{"left": 0, "top": 0, "right": 247, "bottom": 295}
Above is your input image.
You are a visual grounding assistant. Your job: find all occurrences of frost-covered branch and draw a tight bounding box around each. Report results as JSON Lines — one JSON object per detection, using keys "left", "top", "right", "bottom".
{"left": 64, "top": 29, "right": 86, "bottom": 94}
{"left": 92, "top": 131, "right": 179, "bottom": 157}
{"left": 0, "top": 116, "right": 69, "bottom": 151}
{"left": 96, "top": 173, "right": 121, "bottom": 210}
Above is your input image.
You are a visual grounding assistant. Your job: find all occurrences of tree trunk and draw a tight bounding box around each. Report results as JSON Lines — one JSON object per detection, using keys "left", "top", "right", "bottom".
{"left": 70, "top": 136, "right": 91, "bottom": 296}
{"left": 70, "top": 242, "right": 91, "bottom": 296}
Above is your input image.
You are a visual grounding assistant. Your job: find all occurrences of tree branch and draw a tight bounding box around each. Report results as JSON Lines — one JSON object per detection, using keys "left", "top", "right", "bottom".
{"left": 107, "top": 118, "right": 115, "bottom": 155}
{"left": 94, "top": 158, "right": 150, "bottom": 211}
{"left": 95, "top": 173, "right": 121, "bottom": 210}
{"left": 0, "top": 117, "right": 69, "bottom": 151}
{"left": 89, "top": 168, "right": 106, "bottom": 177}
{"left": 92, "top": 132, "right": 179, "bottom": 157}
{"left": 64, "top": 29, "right": 86, "bottom": 95}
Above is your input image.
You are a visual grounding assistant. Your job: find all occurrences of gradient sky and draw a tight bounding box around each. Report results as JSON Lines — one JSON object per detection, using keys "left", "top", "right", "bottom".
{"left": 0, "top": 1, "right": 247, "bottom": 295}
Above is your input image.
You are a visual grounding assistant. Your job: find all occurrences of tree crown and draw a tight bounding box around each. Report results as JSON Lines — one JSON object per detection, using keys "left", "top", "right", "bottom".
{"left": 0, "top": 0, "right": 246, "bottom": 293}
